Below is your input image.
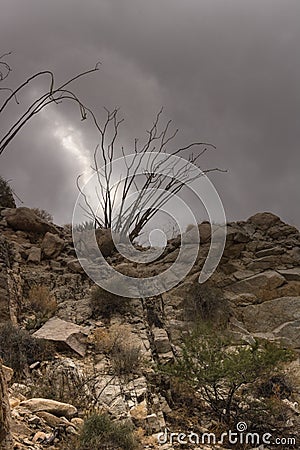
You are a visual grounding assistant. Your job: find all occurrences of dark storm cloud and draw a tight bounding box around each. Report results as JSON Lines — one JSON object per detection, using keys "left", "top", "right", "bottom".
{"left": 0, "top": 0, "right": 299, "bottom": 226}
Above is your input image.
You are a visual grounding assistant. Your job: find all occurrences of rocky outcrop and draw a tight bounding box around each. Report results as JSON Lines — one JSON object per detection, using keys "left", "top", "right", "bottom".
{"left": 0, "top": 209, "right": 299, "bottom": 449}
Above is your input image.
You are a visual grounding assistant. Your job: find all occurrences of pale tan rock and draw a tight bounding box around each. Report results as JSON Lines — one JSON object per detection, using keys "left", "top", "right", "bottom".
{"left": 130, "top": 400, "right": 148, "bottom": 420}
{"left": 33, "top": 317, "right": 87, "bottom": 356}
{"left": 35, "top": 411, "right": 72, "bottom": 428}
{"left": 32, "top": 431, "right": 50, "bottom": 443}
{"left": 71, "top": 417, "right": 84, "bottom": 429}
{"left": 9, "top": 397, "right": 20, "bottom": 409}
{"left": 19, "top": 398, "right": 77, "bottom": 418}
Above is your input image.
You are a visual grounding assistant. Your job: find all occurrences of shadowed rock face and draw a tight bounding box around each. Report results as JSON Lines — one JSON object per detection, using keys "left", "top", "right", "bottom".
{"left": 3, "top": 207, "right": 58, "bottom": 235}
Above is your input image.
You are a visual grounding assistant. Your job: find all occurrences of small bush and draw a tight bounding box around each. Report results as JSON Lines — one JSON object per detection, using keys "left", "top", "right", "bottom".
{"left": 31, "top": 207, "right": 53, "bottom": 222}
{"left": 0, "top": 323, "right": 54, "bottom": 379}
{"left": 29, "top": 360, "right": 100, "bottom": 413}
{"left": 0, "top": 175, "right": 16, "bottom": 208}
{"left": 183, "top": 282, "right": 230, "bottom": 325}
{"left": 90, "top": 286, "right": 131, "bottom": 320}
{"left": 79, "top": 413, "right": 137, "bottom": 450}
{"left": 111, "top": 343, "right": 142, "bottom": 376}
{"left": 93, "top": 325, "right": 142, "bottom": 376}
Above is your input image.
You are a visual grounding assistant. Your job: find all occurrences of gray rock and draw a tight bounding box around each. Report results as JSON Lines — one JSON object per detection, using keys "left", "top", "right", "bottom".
{"left": 229, "top": 270, "right": 285, "bottom": 299}
{"left": 241, "top": 296, "right": 300, "bottom": 347}
{"left": 255, "top": 246, "right": 284, "bottom": 258}
{"left": 247, "top": 255, "right": 281, "bottom": 271}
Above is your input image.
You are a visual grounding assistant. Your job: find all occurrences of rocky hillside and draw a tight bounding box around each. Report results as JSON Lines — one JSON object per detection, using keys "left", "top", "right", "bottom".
{"left": 0, "top": 206, "right": 300, "bottom": 449}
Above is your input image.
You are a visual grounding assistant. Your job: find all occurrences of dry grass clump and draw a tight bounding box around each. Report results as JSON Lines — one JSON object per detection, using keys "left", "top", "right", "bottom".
{"left": 27, "top": 284, "right": 57, "bottom": 317}
{"left": 93, "top": 324, "right": 142, "bottom": 376}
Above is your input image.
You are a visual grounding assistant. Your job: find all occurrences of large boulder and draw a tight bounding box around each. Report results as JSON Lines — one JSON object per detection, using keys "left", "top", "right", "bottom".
{"left": 41, "top": 232, "right": 64, "bottom": 259}
{"left": 247, "top": 212, "right": 281, "bottom": 230}
{"left": 19, "top": 398, "right": 77, "bottom": 418}
{"left": 4, "top": 207, "right": 57, "bottom": 235}
{"left": 33, "top": 317, "right": 87, "bottom": 356}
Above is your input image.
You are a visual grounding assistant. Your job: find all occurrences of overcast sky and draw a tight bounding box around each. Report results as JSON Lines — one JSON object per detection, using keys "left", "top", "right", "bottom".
{"left": 0, "top": 0, "right": 299, "bottom": 229}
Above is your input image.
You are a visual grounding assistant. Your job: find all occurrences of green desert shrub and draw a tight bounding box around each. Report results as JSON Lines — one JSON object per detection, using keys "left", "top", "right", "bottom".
{"left": 0, "top": 322, "right": 54, "bottom": 379}
{"left": 163, "top": 323, "right": 295, "bottom": 425}
{"left": 79, "top": 413, "right": 137, "bottom": 450}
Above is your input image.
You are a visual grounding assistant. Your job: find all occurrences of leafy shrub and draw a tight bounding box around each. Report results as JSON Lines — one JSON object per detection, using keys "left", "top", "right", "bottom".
{"left": 0, "top": 175, "right": 16, "bottom": 208}
{"left": 31, "top": 207, "right": 53, "bottom": 222}
{"left": 90, "top": 286, "right": 131, "bottom": 320}
{"left": 163, "top": 323, "right": 295, "bottom": 424}
{"left": 0, "top": 323, "right": 54, "bottom": 379}
{"left": 79, "top": 413, "right": 137, "bottom": 450}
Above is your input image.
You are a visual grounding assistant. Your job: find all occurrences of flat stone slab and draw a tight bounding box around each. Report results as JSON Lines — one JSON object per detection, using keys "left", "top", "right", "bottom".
{"left": 33, "top": 317, "right": 87, "bottom": 356}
